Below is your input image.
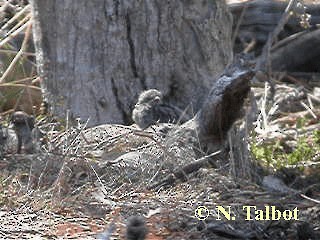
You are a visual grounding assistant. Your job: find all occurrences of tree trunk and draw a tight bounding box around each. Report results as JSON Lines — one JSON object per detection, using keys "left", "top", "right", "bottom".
{"left": 31, "top": 0, "right": 232, "bottom": 126}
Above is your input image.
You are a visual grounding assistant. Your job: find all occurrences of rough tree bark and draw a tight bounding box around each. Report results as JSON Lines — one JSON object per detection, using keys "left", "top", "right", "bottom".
{"left": 30, "top": 0, "right": 232, "bottom": 126}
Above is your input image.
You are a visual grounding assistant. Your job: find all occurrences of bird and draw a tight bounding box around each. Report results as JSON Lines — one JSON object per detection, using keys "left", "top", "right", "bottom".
{"left": 0, "top": 123, "right": 19, "bottom": 154}
{"left": 10, "top": 111, "right": 35, "bottom": 153}
{"left": 132, "top": 89, "right": 187, "bottom": 129}
{"left": 0, "top": 124, "right": 8, "bottom": 155}
{"left": 97, "top": 215, "right": 147, "bottom": 240}
{"left": 126, "top": 216, "right": 148, "bottom": 240}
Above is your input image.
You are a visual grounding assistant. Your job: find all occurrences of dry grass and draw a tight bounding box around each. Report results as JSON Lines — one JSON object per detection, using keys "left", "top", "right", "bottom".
{"left": 0, "top": 0, "right": 40, "bottom": 115}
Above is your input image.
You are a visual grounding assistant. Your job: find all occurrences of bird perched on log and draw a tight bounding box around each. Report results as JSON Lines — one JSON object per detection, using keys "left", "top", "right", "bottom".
{"left": 10, "top": 111, "right": 35, "bottom": 153}
{"left": 132, "top": 89, "right": 187, "bottom": 129}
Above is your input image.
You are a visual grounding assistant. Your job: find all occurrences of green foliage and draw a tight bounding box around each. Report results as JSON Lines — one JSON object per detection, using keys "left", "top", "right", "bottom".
{"left": 296, "top": 117, "right": 307, "bottom": 129}
{"left": 314, "top": 129, "right": 320, "bottom": 144}
{"left": 286, "top": 136, "right": 314, "bottom": 165}
{"left": 251, "top": 130, "right": 320, "bottom": 170}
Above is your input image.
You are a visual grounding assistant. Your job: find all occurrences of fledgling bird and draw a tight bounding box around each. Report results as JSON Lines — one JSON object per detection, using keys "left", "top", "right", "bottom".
{"left": 126, "top": 216, "right": 148, "bottom": 240}
{"left": 132, "top": 89, "right": 186, "bottom": 129}
{"left": 0, "top": 124, "right": 19, "bottom": 154}
{"left": 10, "top": 111, "right": 35, "bottom": 153}
{"left": 0, "top": 124, "right": 7, "bottom": 155}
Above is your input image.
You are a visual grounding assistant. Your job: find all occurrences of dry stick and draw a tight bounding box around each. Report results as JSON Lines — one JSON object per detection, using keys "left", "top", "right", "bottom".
{"left": 299, "top": 193, "right": 320, "bottom": 204}
{"left": 300, "top": 101, "right": 317, "bottom": 119}
{"left": 270, "top": 108, "right": 320, "bottom": 125}
{"left": 148, "top": 150, "right": 223, "bottom": 190}
{"left": 308, "top": 93, "right": 320, "bottom": 104}
{"left": 5, "top": 13, "right": 31, "bottom": 37}
{"left": 263, "top": 0, "right": 299, "bottom": 63}
{"left": 0, "top": 22, "right": 32, "bottom": 83}
{"left": 282, "top": 73, "right": 313, "bottom": 90}
{"left": 256, "top": 0, "right": 299, "bottom": 90}
{"left": 268, "top": 0, "right": 299, "bottom": 48}
{"left": 0, "top": 49, "right": 35, "bottom": 56}
{"left": 231, "top": 0, "right": 248, "bottom": 50}
{"left": 0, "top": 4, "right": 30, "bottom": 31}
{"left": 0, "top": 82, "right": 40, "bottom": 90}
{"left": 271, "top": 30, "right": 306, "bottom": 50}
{"left": 5, "top": 75, "right": 39, "bottom": 84}
{"left": 0, "top": 20, "right": 29, "bottom": 49}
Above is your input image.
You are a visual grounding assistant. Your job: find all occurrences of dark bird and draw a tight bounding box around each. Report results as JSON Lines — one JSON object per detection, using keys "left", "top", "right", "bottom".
{"left": 0, "top": 124, "right": 7, "bottom": 156}
{"left": 126, "top": 216, "right": 147, "bottom": 240}
{"left": 10, "top": 111, "right": 35, "bottom": 153}
{"left": 132, "top": 89, "right": 187, "bottom": 129}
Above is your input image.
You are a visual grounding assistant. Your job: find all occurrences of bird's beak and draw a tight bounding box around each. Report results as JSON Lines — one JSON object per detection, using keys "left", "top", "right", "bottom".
{"left": 154, "top": 96, "right": 161, "bottom": 103}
